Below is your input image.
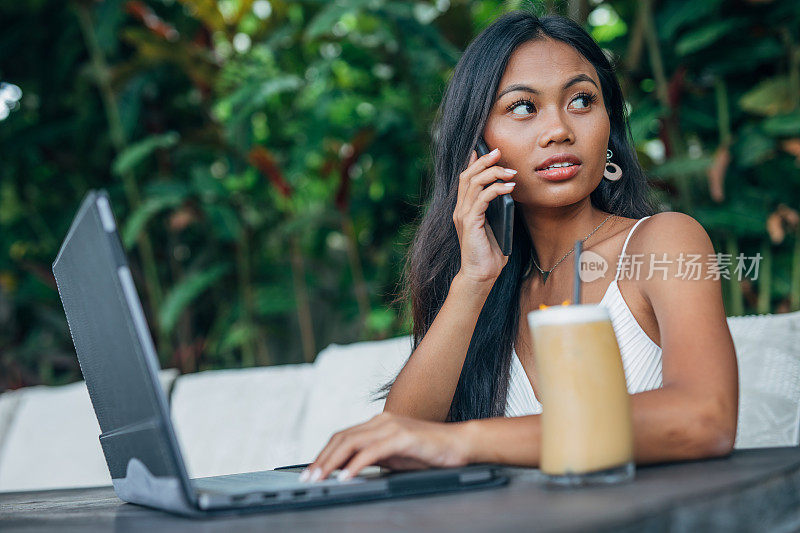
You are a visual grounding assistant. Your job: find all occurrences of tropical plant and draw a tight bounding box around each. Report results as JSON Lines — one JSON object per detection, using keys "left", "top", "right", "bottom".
{"left": 1, "top": 0, "right": 798, "bottom": 390}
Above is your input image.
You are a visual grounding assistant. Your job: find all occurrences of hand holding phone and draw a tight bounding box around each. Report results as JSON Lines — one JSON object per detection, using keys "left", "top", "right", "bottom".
{"left": 475, "top": 137, "right": 514, "bottom": 256}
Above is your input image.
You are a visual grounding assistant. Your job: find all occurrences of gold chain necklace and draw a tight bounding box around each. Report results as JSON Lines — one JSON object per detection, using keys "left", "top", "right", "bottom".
{"left": 532, "top": 214, "right": 616, "bottom": 284}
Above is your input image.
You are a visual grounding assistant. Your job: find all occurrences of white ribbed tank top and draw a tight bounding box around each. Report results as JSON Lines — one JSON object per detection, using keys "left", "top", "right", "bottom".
{"left": 505, "top": 216, "right": 663, "bottom": 417}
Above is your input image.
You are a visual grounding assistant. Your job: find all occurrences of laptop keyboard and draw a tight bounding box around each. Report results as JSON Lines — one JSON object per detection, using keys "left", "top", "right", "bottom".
{"left": 191, "top": 467, "right": 381, "bottom": 495}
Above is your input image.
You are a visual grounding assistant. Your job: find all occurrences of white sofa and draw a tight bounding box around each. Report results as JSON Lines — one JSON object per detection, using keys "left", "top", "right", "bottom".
{"left": 0, "top": 369, "right": 179, "bottom": 492}
{"left": 0, "top": 313, "right": 797, "bottom": 493}
{"left": 171, "top": 336, "right": 411, "bottom": 479}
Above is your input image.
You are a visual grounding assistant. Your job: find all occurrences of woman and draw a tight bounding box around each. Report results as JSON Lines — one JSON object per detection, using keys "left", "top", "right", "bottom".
{"left": 300, "top": 10, "right": 738, "bottom": 483}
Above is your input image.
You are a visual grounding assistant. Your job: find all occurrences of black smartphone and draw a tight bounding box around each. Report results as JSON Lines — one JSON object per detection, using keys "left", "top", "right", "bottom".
{"left": 475, "top": 136, "right": 514, "bottom": 256}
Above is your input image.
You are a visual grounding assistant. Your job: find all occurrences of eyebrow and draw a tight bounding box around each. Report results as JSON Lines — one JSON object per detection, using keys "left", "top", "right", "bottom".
{"left": 496, "top": 73, "right": 599, "bottom": 101}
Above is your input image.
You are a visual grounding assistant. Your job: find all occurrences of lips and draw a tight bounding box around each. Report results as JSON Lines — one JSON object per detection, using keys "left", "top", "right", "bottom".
{"left": 536, "top": 153, "right": 582, "bottom": 171}
{"left": 535, "top": 153, "right": 582, "bottom": 182}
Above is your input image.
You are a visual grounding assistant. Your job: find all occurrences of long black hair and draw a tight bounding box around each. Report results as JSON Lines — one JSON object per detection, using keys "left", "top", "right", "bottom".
{"left": 376, "top": 10, "right": 657, "bottom": 422}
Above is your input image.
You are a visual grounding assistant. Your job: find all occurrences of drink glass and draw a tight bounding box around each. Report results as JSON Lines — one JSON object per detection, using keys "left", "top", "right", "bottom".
{"left": 527, "top": 304, "right": 634, "bottom": 486}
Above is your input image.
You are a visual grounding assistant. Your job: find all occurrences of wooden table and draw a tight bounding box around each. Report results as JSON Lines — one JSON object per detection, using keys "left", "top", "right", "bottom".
{"left": 2, "top": 447, "right": 799, "bottom": 532}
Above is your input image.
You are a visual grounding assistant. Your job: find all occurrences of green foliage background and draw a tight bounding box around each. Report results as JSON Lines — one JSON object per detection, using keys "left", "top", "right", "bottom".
{"left": 1, "top": 0, "right": 799, "bottom": 390}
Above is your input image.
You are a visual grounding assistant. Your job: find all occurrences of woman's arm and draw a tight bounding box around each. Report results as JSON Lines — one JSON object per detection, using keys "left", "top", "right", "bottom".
{"left": 303, "top": 375, "right": 736, "bottom": 483}
{"left": 383, "top": 273, "right": 493, "bottom": 421}
{"left": 303, "top": 379, "right": 737, "bottom": 483}
{"left": 631, "top": 212, "right": 738, "bottom": 457}
{"left": 463, "top": 386, "right": 734, "bottom": 468}
{"left": 385, "top": 147, "right": 517, "bottom": 421}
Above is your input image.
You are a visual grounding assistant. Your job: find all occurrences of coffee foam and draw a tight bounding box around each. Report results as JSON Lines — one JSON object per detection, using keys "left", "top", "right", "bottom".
{"left": 527, "top": 303, "right": 610, "bottom": 328}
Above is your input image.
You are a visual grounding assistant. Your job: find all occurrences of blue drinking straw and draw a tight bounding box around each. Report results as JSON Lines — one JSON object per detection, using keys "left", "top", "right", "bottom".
{"left": 573, "top": 239, "right": 582, "bottom": 305}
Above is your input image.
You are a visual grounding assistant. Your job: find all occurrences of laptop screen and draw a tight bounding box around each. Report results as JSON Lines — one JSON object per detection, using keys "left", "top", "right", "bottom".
{"left": 52, "top": 191, "right": 190, "bottom": 486}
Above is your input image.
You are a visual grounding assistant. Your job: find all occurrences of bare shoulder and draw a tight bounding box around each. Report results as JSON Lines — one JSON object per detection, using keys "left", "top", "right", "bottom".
{"left": 625, "top": 211, "right": 723, "bottom": 308}
{"left": 628, "top": 211, "right": 714, "bottom": 256}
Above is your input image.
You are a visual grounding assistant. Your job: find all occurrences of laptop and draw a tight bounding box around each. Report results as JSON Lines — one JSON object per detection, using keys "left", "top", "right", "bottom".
{"left": 51, "top": 190, "right": 509, "bottom": 517}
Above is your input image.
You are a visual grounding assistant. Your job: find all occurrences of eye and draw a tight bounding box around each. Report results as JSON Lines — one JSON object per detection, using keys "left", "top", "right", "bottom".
{"left": 505, "top": 92, "right": 599, "bottom": 116}
{"left": 507, "top": 99, "right": 535, "bottom": 116}
{"left": 571, "top": 91, "right": 598, "bottom": 109}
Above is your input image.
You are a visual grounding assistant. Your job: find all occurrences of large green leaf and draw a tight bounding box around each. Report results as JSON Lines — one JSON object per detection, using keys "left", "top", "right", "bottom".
{"left": 675, "top": 19, "right": 746, "bottom": 56}
{"left": 219, "top": 76, "right": 303, "bottom": 126}
{"left": 704, "top": 38, "right": 784, "bottom": 76}
{"left": 218, "top": 321, "right": 256, "bottom": 354}
{"left": 122, "top": 195, "right": 184, "bottom": 248}
{"left": 116, "top": 76, "right": 147, "bottom": 141}
{"left": 648, "top": 155, "right": 714, "bottom": 179}
{"left": 255, "top": 284, "right": 296, "bottom": 316}
{"left": 656, "top": 0, "right": 724, "bottom": 41}
{"left": 739, "top": 76, "right": 796, "bottom": 117}
{"left": 762, "top": 111, "right": 800, "bottom": 137}
{"left": 191, "top": 166, "right": 227, "bottom": 199}
{"left": 159, "top": 264, "right": 231, "bottom": 333}
{"left": 93, "top": 0, "right": 126, "bottom": 56}
{"left": 304, "top": 0, "right": 372, "bottom": 41}
{"left": 734, "top": 124, "right": 776, "bottom": 168}
{"left": 112, "top": 132, "right": 180, "bottom": 176}
{"left": 204, "top": 204, "right": 242, "bottom": 242}
{"left": 693, "top": 204, "right": 767, "bottom": 237}
{"left": 628, "top": 103, "right": 666, "bottom": 145}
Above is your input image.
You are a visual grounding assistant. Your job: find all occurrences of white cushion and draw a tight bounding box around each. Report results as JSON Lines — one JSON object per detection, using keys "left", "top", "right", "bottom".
{"left": 0, "top": 369, "right": 178, "bottom": 492}
{"left": 296, "top": 336, "right": 411, "bottom": 462}
{"left": 169, "top": 363, "right": 314, "bottom": 478}
{"left": 729, "top": 311, "right": 800, "bottom": 448}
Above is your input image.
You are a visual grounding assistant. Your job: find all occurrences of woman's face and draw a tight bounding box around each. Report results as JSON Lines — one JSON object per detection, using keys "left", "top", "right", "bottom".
{"left": 484, "top": 38, "right": 611, "bottom": 209}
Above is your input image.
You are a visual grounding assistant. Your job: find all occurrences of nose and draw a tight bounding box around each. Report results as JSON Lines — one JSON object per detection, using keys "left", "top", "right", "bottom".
{"left": 537, "top": 107, "right": 574, "bottom": 148}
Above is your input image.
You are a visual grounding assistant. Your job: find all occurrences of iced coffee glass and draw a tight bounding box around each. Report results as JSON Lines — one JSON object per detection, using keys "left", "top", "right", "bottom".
{"left": 527, "top": 304, "right": 634, "bottom": 486}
